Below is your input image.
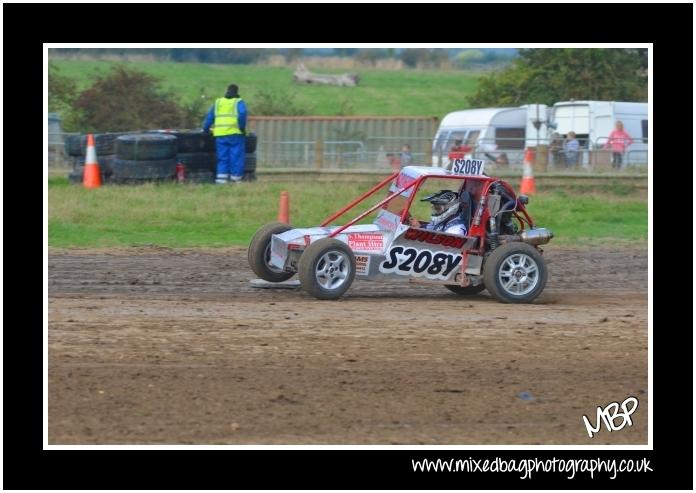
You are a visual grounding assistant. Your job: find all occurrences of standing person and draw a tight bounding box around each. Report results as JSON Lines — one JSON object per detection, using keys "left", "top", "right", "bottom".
{"left": 549, "top": 132, "right": 564, "bottom": 168}
{"left": 448, "top": 139, "right": 472, "bottom": 161}
{"left": 386, "top": 153, "right": 401, "bottom": 173}
{"left": 563, "top": 131, "right": 580, "bottom": 167}
{"left": 604, "top": 120, "right": 634, "bottom": 169}
{"left": 203, "top": 84, "right": 247, "bottom": 184}
{"left": 400, "top": 144, "right": 413, "bottom": 167}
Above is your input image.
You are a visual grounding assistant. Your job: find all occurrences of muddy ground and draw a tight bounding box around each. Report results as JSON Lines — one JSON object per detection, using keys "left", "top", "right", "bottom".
{"left": 48, "top": 246, "right": 648, "bottom": 445}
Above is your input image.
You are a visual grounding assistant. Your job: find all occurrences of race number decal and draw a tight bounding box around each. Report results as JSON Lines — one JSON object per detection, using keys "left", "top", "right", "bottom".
{"left": 452, "top": 158, "right": 485, "bottom": 176}
{"left": 379, "top": 246, "right": 461, "bottom": 280}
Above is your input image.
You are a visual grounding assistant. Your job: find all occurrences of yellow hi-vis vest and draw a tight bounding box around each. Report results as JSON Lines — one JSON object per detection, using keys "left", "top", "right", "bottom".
{"left": 212, "top": 97, "right": 242, "bottom": 137}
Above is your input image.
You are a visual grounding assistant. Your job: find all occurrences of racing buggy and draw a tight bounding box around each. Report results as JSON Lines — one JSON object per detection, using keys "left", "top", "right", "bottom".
{"left": 248, "top": 160, "right": 553, "bottom": 303}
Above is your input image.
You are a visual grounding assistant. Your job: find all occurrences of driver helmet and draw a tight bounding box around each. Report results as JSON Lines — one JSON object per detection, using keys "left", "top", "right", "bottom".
{"left": 421, "top": 190, "right": 460, "bottom": 226}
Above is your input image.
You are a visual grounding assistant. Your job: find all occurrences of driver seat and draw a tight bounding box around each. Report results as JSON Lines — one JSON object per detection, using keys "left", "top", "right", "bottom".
{"left": 458, "top": 190, "right": 476, "bottom": 232}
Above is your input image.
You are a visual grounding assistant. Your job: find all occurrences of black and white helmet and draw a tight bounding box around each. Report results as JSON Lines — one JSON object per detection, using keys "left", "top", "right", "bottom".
{"left": 421, "top": 190, "right": 460, "bottom": 226}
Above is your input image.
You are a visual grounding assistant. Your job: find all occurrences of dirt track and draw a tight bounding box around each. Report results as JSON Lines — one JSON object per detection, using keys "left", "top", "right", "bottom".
{"left": 48, "top": 246, "right": 648, "bottom": 445}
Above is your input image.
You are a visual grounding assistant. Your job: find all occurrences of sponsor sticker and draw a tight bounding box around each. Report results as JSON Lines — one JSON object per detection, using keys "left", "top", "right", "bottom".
{"left": 348, "top": 233, "right": 384, "bottom": 252}
{"left": 403, "top": 228, "right": 466, "bottom": 249}
{"left": 451, "top": 158, "right": 485, "bottom": 176}
{"left": 355, "top": 254, "right": 371, "bottom": 275}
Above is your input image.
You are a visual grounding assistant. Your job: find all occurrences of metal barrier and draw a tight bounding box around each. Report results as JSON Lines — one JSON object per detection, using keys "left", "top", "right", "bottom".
{"left": 47, "top": 131, "right": 648, "bottom": 173}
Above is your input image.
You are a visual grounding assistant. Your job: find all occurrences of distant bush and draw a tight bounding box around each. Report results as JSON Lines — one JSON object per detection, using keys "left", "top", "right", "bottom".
{"left": 249, "top": 89, "right": 312, "bottom": 116}
{"left": 69, "top": 65, "right": 203, "bottom": 132}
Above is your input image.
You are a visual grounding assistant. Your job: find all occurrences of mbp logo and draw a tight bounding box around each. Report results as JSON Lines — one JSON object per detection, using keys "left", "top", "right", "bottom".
{"left": 582, "top": 396, "right": 639, "bottom": 438}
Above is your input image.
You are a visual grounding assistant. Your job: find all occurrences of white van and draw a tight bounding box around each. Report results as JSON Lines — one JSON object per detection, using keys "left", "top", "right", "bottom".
{"left": 550, "top": 101, "right": 648, "bottom": 165}
{"left": 432, "top": 105, "right": 550, "bottom": 167}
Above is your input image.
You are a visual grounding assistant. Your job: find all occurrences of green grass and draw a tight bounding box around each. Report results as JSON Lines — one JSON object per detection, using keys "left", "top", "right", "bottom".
{"left": 50, "top": 60, "right": 480, "bottom": 118}
{"left": 49, "top": 178, "right": 648, "bottom": 249}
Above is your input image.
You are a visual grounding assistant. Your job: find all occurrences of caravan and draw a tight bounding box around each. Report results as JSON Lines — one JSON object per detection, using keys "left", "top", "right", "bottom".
{"left": 550, "top": 100, "right": 648, "bottom": 166}
{"left": 432, "top": 100, "right": 648, "bottom": 168}
{"left": 432, "top": 105, "right": 550, "bottom": 168}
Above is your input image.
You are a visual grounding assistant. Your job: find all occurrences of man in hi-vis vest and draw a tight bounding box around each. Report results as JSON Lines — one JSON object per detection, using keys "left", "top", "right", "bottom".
{"left": 203, "top": 84, "right": 248, "bottom": 183}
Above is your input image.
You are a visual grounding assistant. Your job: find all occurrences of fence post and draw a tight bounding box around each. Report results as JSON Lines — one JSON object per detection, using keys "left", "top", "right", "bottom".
{"left": 314, "top": 140, "right": 324, "bottom": 170}
{"left": 423, "top": 140, "right": 432, "bottom": 166}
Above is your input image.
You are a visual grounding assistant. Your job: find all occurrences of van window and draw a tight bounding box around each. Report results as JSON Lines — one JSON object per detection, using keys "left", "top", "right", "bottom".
{"left": 447, "top": 131, "right": 467, "bottom": 149}
{"left": 465, "top": 130, "right": 480, "bottom": 146}
{"left": 641, "top": 120, "right": 648, "bottom": 143}
{"left": 495, "top": 127, "right": 525, "bottom": 150}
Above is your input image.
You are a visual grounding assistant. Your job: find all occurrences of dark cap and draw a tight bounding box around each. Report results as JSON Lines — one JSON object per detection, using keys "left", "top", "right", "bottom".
{"left": 225, "top": 84, "right": 239, "bottom": 97}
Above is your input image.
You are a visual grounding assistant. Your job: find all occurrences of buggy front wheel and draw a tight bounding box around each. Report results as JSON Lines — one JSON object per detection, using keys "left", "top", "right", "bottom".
{"left": 298, "top": 238, "right": 356, "bottom": 300}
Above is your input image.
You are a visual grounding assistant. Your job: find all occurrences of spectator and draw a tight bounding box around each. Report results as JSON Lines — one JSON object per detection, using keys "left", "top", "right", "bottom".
{"left": 563, "top": 131, "right": 580, "bottom": 167}
{"left": 386, "top": 153, "right": 401, "bottom": 173}
{"left": 448, "top": 138, "right": 472, "bottom": 161}
{"left": 400, "top": 144, "right": 413, "bottom": 167}
{"left": 604, "top": 120, "right": 634, "bottom": 169}
{"left": 203, "top": 83, "right": 247, "bottom": 184}
{"left": 549, "top": 132, "right": 564, "bottom": 168}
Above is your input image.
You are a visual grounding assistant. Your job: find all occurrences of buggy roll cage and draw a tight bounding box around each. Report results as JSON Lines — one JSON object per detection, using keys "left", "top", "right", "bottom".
{"left": 322, "top": 171, "right": 535, "bottom": 240}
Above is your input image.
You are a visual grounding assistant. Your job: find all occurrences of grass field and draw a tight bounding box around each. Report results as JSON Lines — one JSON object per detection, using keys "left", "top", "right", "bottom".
{"left": 48, "top": 177, "right": 648, "bottom": 249}
{"left": 50, "top": 59, "right": 481, "bottom": 118}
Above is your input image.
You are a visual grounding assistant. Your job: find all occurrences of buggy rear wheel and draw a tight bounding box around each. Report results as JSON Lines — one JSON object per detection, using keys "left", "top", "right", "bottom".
{"left": 483, "top": 242, "right": 547, "bottom": 303}
{"left": 248, "top": 222, "right": 294, "bottom": 282}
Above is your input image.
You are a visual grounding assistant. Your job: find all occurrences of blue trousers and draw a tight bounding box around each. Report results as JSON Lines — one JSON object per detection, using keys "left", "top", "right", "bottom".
{"left": 215, "top": 135, "right": 245, "bottom": 178}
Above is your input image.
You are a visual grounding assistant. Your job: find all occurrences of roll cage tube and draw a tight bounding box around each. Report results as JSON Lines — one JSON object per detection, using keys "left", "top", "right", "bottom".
{"left": 328, "top": 176, "right": 420, "bottom": 237}
{"left": 320, "top": 172, "right": 399, "bottom": 227}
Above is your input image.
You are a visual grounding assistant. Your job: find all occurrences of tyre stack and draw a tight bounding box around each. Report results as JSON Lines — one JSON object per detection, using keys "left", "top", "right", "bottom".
{"left": 149, "top": 129, "right": 216, "bottom": 184}
{"left": 65, "top": 133, "right": 123, "bottom": 184}
{"left": 111, "top": 134, "right": 178, "bottom": 184}
{"left": 243, "top": 132, "right": 258, "bottom": 182}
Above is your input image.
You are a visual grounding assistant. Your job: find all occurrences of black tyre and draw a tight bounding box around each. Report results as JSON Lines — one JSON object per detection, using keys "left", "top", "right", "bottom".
{"left": 115, "top": 134, "right": 178, "bottom": 161}
{"left": 245, "top": 132, "right": 257, "bottom": 154}
{"left": 242, "top": 172, "right": 257, "bottom": 182}
{"left": 248, "top": 222, "right": 295, "bottom": 282}
{"left": 111, "top": 158, "right": 177, "bottom": 182}
{"left": 298, "top": 238, "right": 356, "bottom": 300}
{"left": 148, "top": 129, "right": 215, "bottom": 153}
{"left": 483, "top": 242, "right": 548, "bottom": 303}
{"left": 445, "top": 284, "right": 486, "bottom": 296}
{"left": 176, "top": 152, "right": 216, "bottom": 172}
{"left": 64, "top": 133, "right": 126, "bottom": 157}
{"left": 244, "top": 153, "right": 257, "bottom": 173}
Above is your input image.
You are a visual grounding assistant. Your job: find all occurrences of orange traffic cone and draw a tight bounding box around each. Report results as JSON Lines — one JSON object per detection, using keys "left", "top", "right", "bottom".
{"left": 82, "top": 134, "right": 102, "bottom": 188}
{"left": 278, "top": 191, "right": 290, "bottom": 224}
{"left": 520, "top": 148, "right": 536, "bottom": 195}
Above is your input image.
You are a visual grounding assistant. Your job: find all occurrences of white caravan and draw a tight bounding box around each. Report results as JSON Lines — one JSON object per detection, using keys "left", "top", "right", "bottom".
{"left": 432, "top": 105, "right": 550, "bottom": 167}
{"left": 550, "top": 100, "right": 648, "bottom": 165}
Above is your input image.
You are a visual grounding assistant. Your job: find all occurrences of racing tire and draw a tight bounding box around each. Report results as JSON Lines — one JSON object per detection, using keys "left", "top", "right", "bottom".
{"left": 245, "top": 132, "right": 257, "bottom": 154}
{"left": 444, "top": 284, "right": 486, "bottom": 296}
{"left": 298, "top": 238, "right": 356, "bottom": 300}
{"left": 110, "top": 158, "right": 177, "bottom": 182}
{"left": 115, "top": 134, "right": 178, "bottom": 161}
{"left": 242, "top": 171, "right": 257, "bottom": 182}
{"left": 148, "top": 129, "right": 215, "bottom": 153}
{"left": 483, "top": 242, "right": 547, "bottom": 304}
{"left": 64, "top": 133, "right": 125, "bottom": 157}
{"left": 248, "top": 222, "right": 295, "bottom": 282}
